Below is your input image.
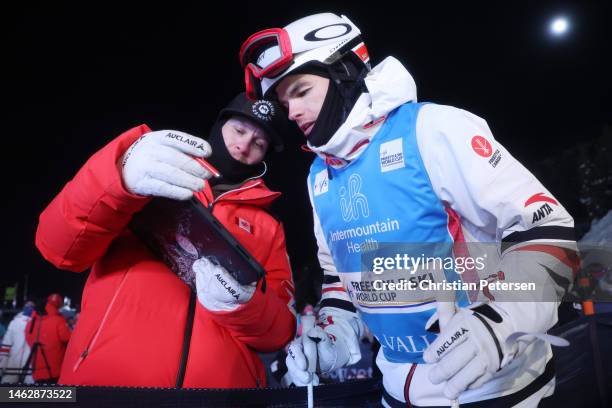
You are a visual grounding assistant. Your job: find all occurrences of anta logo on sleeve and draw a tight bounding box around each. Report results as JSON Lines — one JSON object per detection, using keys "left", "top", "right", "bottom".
{"left": 525, "top": 193, "right": 558, "bottom": 224}
{"left": 524, "top": 193, "right": 558, "bottom": 207}
{"left": 380, "top": 138, "right": 405, "bottom": 173}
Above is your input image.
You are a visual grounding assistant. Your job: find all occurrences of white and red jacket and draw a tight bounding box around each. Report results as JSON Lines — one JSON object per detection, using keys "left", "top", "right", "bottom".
{"left": 35, "top": 125, "right": 296, "bottom": 388}
{"left": 307, "top": 57, "right": 578, "bottom": 406}
{"left": 1, "top": 312, "right": 34, "bottom": 384}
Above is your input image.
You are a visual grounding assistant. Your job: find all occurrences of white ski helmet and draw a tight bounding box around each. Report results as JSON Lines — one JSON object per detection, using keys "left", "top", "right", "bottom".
{"left": 240, "top": 13, "right": 371, "bottom": 99}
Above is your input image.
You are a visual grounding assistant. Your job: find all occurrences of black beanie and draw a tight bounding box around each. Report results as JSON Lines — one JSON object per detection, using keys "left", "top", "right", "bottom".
{"left": 205, "top": 93, "right": 290, "bottom": 185}
{"left": 217, "top": 93, "right": 289, "bottom": 152}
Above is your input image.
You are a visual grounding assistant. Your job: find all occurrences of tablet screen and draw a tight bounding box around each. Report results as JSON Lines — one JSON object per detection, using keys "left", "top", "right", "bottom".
{"left": 129, "top": 197, "right": 265, "bottom": 289}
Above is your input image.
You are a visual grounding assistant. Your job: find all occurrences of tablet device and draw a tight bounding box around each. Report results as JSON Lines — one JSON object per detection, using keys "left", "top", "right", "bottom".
{"left": 129, "top": 197, "right": 265, "bottom": 290}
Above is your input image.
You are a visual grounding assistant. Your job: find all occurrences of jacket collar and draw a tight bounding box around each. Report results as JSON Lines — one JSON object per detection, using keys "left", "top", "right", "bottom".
{"left": 198, "top": 178, "right": 281, "bottom": 208}
{"left": 307, "top": 57, "right": 418, "bottom": 166}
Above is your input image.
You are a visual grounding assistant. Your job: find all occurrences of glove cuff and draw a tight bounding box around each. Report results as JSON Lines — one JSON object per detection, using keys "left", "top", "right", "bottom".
{"left": 471, "top": 304, "right": 520, "bottom": 370}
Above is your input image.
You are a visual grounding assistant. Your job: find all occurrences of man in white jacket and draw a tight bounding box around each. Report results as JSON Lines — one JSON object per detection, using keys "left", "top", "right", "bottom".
{"left": 239, "top": 12, "right": 578, "bottom": 407}
{"left": 0, "top": 302, "right": 35, "bottom": 384}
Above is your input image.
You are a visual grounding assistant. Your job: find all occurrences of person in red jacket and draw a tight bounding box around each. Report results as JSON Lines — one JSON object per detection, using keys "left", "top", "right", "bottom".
{"left": 35, "top": 93, "right": 296, "bottom": 388}
{"left": 25, "top": 294, "right": 71, "bottom": 383}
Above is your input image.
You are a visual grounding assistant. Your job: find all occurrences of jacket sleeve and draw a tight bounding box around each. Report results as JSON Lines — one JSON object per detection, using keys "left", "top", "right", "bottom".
{"left": 415, "top": 104, "right": 579, "bottom": 334}
{"left": 35, "top": 125, "right": 153, "bottom": 272}
{"left": 307, "top": 178, "right": 366, "bottom": 366}
{"left": 24, "top": 315, "right": 36, "bottom": 348}
{"left": 0, "top": 320, "right": 15, "bottom": 370}
{"left": 205, "top": 221, "right": 297, "bottom": 352}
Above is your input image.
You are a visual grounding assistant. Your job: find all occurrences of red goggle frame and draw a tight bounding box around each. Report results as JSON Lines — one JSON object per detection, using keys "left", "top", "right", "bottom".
{"left": 239, "top": 28, "right": 293, "bottom": 99}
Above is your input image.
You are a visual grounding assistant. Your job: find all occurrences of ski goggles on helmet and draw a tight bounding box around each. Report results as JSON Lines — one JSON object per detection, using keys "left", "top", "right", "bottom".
{"left": 239, "top": 28, "right": 293, "bottom": 100}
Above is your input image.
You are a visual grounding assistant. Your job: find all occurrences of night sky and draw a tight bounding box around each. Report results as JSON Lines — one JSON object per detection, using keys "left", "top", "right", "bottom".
{"left": 2, "top": 1, "right": 610, "bottom": 305}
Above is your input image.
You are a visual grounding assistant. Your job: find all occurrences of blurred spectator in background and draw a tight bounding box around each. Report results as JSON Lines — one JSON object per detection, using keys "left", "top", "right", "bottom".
{"left": 25, "top": 294, "right": 71, "bottom": 384}
{"left": 58, "top": 297, "right": 78, "bottom": 330}
{"left": 0, "top": 301, "right": 35, "bottom": 384}
{"left": 65, "top": 310, "right": 79, "bottom": 331}
{"left": 0, "top": 310, "right": 6, "bottom": 342}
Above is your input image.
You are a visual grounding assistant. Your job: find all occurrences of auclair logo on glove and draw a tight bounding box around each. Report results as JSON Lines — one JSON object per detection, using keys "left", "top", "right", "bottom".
{"left": 165, "top": 132, "right": 210, "bottom": 152}
{"left": 214, "top": 273, "right": 240, "bottom": 300}
{"left": 121, "top": 130, "right": 211, "bottom": 201}
{"left": 121, "top": 135, "right": 147, "bottom": 167}
{"left": 437, "top": 327, "right": 469, "bottom": 357}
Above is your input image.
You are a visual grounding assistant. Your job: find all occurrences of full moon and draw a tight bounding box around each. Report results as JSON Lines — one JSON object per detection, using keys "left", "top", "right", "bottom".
{"left": 550, "top": 17, "right": 569, "bottom": 36}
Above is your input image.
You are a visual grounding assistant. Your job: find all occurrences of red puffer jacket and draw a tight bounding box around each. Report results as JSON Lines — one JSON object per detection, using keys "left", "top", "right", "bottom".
{"left": 35, "top": 125, "right": 296, "bottom": 388}
{"left": 25, "top": 303, "right": 71, "bottom": 381}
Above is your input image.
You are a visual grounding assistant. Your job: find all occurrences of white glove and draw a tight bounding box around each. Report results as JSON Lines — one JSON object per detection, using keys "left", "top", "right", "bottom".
{"left": 423, "top": 306, "right": 516, "bottom": 400}
{"left": 423, "top": 304, "right": 568, "bottom": 400}
{"left": 121, "top": 130, "right": 212, "bottom": 200}
{"left": 193, "top": 257, "right": 256, "bottom": 312}
{"left": 285, "top": 325, "right": 351, "bottom": 386}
